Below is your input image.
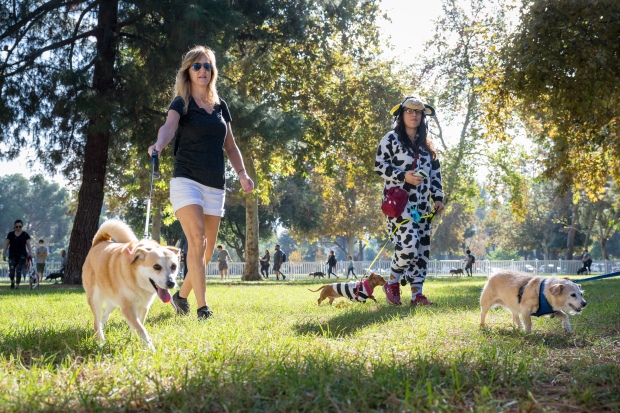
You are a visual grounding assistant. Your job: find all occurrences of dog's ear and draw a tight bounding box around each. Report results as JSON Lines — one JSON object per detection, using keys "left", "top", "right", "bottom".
{"left": 166, "top": 246, "right": 181, "bottom": 255}
{"left": 549, "top": 283, "right": 565, "bottom": 295}
{"left": 128, "top": 246, "right": 150, "bottom": 263}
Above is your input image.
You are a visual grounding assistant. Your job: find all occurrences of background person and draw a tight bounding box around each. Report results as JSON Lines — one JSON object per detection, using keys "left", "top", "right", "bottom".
{"left": 178, "top": 231, "right": 189, "bottom": 279}
{"left": 327, "top": 250, "right": 338, "bottom": 278}
{"left": 3, "top": 220, "right": 32, "bottom": 290}
{"left": 374, "top": 96, "right": 444, "bottom": 306}
{"left": 216, "top": 245, "right": 232, "bottom": 279}
{"left": 272, "top": 244, "right": 285, "bottom": 280}
{"left": 35, "top": 239, "right": 48, "bottom": 283}
{"left": 148, "top": 46, "right": 254, "bottom": 320}
{"left": 60, "top": 249, "right": 68, "bottom": 272}
{"left": 346, "top": 255, "right": 357, "bottom": 279}
{"left": 260, "top": 249, "right": 270, "bottom": 278}
{"left": 581, "top": 249, "right": 592, "bottom": 275}
{"left": 464, "top": 249, "right": 474, "bottom": 277}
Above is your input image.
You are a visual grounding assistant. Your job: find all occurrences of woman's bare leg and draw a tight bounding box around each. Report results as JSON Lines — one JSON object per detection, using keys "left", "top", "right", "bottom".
{"left": 176, "top": 205, "right": 206, "bottom": 305}
{"left": 175, "top": 205, "right": 221, "bottom": 308}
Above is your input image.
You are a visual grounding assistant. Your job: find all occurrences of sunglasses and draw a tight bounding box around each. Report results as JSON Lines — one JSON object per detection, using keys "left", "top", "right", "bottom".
{"left": 404, "top": 108, "right": 424, "bottom": 115}
{"left": 191, "top": 62, "right": 212, "bottom": 72}
{"left": 14, "top": 225, "right": 22, "bottom": 229}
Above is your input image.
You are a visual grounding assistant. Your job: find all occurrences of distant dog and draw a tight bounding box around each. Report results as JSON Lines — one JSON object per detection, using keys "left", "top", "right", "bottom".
{"left": 480, "top": 270, "right": 587, "bottom": 333}
{"left": 308, "top": 272, "right": 386, "bottom": 305}
{"left": 450, "top": 268, "right": 464, "bottom": 276}
{"left": 82, "top": 220, "right": 180, "bottom": 349}
{"left": 309, "top": 271, "right": 326, "bottom": 279}
{"left": 45, "top": 270, "right": 64, "bottom": 283}
{"left": 576, "top": 267, "right": 587, "bottom": 275}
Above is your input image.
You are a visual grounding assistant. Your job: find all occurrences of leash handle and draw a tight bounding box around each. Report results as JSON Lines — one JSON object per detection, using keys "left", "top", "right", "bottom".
{"left": 152, "top": 149, "right": 161, "bottom": 179}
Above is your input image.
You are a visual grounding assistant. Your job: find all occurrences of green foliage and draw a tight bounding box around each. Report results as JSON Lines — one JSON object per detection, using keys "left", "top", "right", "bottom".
{"left": 0, "top": 174, "right": 72, "bottom": 247}
{"left": 485, "top": 246, "right": 520, "bottom": 260}
{"left": 497, "top": 0, "right": 620, "bottom": 199}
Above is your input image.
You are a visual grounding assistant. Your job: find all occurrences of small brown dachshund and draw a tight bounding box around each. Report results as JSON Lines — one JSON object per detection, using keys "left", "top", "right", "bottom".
{"left": 308, "top": 272, "right": 386, "bottom": 305}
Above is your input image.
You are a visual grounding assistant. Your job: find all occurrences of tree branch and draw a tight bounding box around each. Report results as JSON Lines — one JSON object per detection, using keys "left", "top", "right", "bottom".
{"left": 3, "top": 29, "right": 97, "bottom": 76}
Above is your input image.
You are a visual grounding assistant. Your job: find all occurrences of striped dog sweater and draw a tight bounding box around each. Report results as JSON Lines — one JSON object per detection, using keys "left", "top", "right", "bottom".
{"left": 332, "top": 280, "right": 374, "bottom": 302}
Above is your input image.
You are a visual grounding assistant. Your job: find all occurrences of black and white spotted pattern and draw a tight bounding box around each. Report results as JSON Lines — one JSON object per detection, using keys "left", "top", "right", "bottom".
{"left": 374, "top": 131, "right": 444, "bottom": 285}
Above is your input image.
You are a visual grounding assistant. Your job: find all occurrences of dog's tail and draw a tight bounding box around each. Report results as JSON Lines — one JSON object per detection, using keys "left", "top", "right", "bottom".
{"left": 92, "top": 219, "right": 139, "bottom": 247}
{"left": 308, "top": 286, "right": 327, "bottom": 293}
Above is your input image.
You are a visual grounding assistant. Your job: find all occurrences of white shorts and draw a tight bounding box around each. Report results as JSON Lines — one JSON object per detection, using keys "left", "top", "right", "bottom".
{"left": 170, "top": 177, "right": 225, "bottom": 217}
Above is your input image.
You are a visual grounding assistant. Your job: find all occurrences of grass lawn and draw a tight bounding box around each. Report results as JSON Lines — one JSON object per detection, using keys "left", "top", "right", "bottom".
{"left": 0, "top": 276, "right": 619, "bottom": 412}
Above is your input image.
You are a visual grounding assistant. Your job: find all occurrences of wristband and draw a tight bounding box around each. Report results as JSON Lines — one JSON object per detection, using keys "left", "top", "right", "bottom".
{"left": 236, "top": 168, "right": 245, "bottom": 176}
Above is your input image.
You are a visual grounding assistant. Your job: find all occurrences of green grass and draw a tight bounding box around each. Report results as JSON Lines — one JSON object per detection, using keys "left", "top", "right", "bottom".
{"left": 0, "top": 276, "right": 619, "bottom": 412}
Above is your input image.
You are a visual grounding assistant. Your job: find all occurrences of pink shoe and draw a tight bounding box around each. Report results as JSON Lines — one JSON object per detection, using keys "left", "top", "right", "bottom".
{"left": 383, "top": 282, "right": 402, "bottom": 305}
{"left": 410, "top": 294, "right": 434, "bottom": 306}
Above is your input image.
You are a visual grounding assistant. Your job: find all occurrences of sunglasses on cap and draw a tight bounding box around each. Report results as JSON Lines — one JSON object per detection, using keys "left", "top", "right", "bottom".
{"left": 191, "top": 62, "right": 212, "bottom": 72}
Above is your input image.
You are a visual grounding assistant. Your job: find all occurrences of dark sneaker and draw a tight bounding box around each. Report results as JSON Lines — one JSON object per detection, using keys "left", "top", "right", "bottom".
{"left": 197, "top": 305, "right": 213, "bottom": 320}
{"left": 410, "top": 294, "right": 434, "bottom": 306}
{"left": 10, "top": 283, "right": 15, "bottom": 289}
{"left": 383, "top": 282, "right": 402, "bottom": 305}
{"left": 282, "top": 274, "right": 286, "bottom": 280}
{"left": 170, "top": 291, "right": 190, "bottom": 315}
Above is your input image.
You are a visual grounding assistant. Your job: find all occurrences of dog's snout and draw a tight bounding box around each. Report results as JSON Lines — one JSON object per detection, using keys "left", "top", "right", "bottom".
{"left": 166, "top": 280, "right": 176, "bottom": 289}
{"left": 582, "top": 300, "right": 587, "bottom": 307}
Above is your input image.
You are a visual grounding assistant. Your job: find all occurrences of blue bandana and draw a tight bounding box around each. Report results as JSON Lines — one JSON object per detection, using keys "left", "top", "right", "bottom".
{"left": 531, "top": 279, "right": 555, "bottom": 317}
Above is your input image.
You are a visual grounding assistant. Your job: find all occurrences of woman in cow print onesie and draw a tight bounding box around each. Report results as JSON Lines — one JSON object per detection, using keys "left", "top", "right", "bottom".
{"left": 374, "top": 96, "right": 444, "bottom": 306}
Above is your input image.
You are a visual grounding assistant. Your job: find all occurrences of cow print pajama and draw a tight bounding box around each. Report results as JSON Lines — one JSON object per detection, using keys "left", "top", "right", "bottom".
{"left": 374, "top": 131, "right": 444, "bottom": 288}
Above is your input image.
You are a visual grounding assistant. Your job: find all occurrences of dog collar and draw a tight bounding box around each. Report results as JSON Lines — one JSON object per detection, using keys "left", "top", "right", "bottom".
{"left": 532, "top": 279, "right": 555, "bottom": 317}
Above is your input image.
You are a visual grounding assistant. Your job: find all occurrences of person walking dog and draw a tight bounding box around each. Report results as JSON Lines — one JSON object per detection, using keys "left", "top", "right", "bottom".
{"left": 374, "top": 96, "right": 444, "bottom": 306}
{"left": 148, "top": 46, "right": 254, "bottom": 320}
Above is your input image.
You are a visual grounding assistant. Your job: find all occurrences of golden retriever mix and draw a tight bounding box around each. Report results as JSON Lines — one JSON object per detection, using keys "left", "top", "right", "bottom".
{"left": 480, "top": 270, "right": 587, "bottom": 333}
{"left": 83, "top": 220, "right": 180, "bottom": 349}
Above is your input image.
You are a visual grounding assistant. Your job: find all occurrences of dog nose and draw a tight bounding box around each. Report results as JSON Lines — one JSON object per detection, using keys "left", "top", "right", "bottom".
{"left": 582, "top": 301, "right": 587, "bottom": 307}
{"left": 166, "top": 280, "right": 176, "bottom": 289}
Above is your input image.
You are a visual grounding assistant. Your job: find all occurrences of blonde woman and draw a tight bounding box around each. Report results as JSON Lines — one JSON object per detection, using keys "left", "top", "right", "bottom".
{"left": 148, "top": 46, "right": 254, "bottom": 320}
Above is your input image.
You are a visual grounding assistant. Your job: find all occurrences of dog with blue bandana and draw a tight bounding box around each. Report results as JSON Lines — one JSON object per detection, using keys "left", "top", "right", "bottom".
{"left": 480, "top": 270, "right": 587, "bottom": 333}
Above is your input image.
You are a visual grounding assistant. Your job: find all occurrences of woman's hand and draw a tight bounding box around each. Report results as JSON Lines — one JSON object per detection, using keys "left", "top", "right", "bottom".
{"left": 239, "top": 171, "right": 254, "bottom": 194}
{"left": 434, "top": 200, "right": 444, "bottom": 213}
{"left": 404, "top": 171, "right": 424, "bottom": 186}
{"left": 147, "top": 143, "right": 162, "bottom": 156}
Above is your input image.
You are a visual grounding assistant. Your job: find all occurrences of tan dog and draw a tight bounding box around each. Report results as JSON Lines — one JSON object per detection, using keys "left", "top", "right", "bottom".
{"left": 82, "top": 220, "right": 180, "bottom": 349}
{"left": 308, "top": 272, "right": 386, "bottom": 305}
{"left": 480, "top": 270, "right": 587, "bottom": 333}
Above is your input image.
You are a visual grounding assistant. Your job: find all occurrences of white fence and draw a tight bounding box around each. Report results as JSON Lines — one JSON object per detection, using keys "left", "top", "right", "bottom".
{"left": 1, "top": 259, "right": 618, "bottom": 282}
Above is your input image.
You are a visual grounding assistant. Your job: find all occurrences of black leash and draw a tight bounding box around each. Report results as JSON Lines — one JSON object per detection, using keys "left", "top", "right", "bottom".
{"left": 143, "top": 150, "right": 160, "bottom": 239}
{"left": 572, "top": 270, "right": 620, "bottom": 283}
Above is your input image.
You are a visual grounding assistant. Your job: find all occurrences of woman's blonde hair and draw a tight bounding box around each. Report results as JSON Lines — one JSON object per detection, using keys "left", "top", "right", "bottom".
{"left": 173, "top": 46, "right": 219, "bottom": 114}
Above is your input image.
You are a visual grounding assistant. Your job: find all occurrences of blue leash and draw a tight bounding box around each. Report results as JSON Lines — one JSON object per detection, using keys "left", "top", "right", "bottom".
{"left": 573, "top": 270, "right": 620, "bottom": 283}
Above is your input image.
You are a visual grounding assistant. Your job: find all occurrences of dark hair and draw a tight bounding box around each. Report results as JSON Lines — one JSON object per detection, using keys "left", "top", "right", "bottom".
{"left": 39, "top": 239, "right": 44, "bottom": 243}
{"left": 275, "top": 244, "right": 280, "bottom": 247}
{"left": 394, "top": 112, "right": 438, "bottom": 160}
{"left": 14, "top": 219, "right": 23, "bottom": 226}
{"left": 217, "top": 245, "right": 223, "bottom": 249}
{"left": 466, "top": 249, "right": 471, "bottom": 254}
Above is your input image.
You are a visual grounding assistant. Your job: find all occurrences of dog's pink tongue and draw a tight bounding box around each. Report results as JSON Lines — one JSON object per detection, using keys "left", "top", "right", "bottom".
{"left": 158, "top": 287, "right": 171, "bottom": 303}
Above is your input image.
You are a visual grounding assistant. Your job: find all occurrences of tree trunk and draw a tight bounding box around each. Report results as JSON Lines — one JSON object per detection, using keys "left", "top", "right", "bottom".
{"left": 565, "top": 201, "right": 578, "bottom": 260}
{"left": 357, "top": 239, "right": 365, "bottom": 260}
{"left": 583, "top": 210, "right": 596, "bottom": 251}
{"left": 347, "top": 232, "right": 355, "bottom": 261}
{"left": 64, "top": 1, "right": 118, "bottom": 284}
{"left": 242, "top": 156, "right": 260, "bottom": 281}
